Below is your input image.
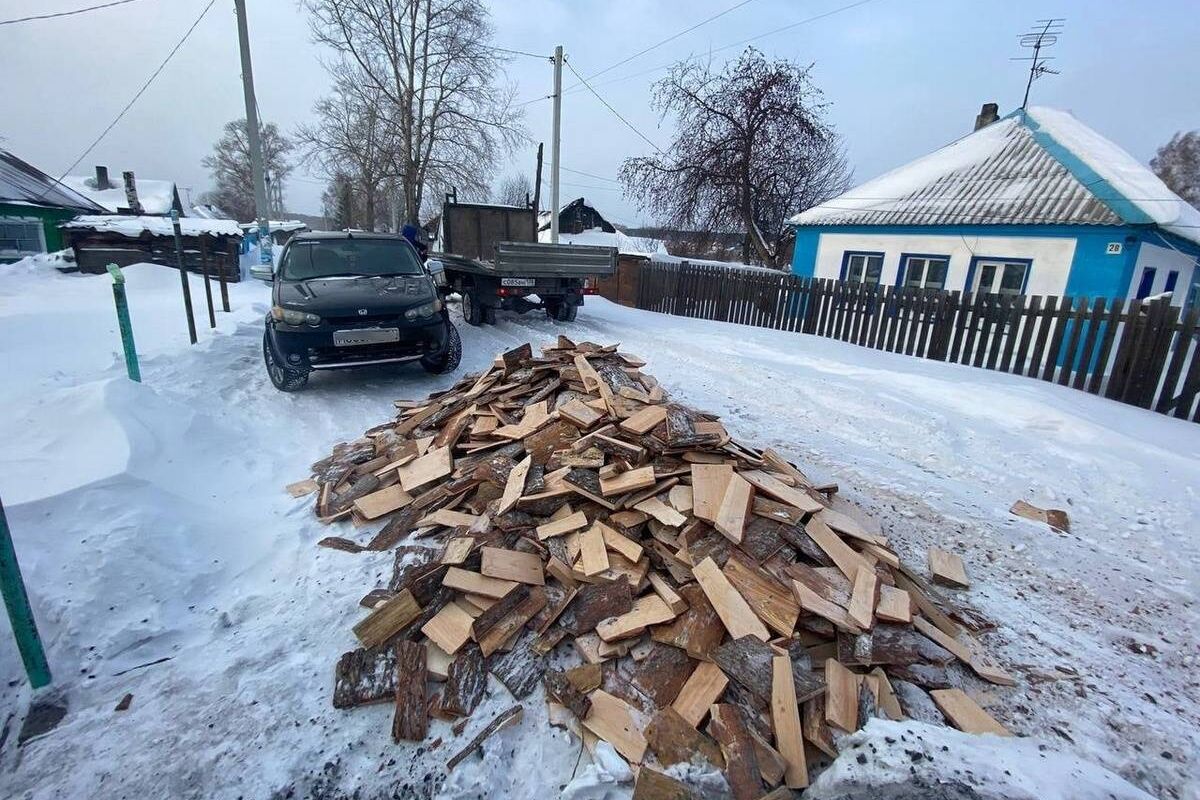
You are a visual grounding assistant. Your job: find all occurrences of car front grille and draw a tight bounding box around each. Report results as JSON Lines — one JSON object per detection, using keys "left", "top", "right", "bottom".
{"left": 324, "top": 313, "right": 401, "bottom": 327}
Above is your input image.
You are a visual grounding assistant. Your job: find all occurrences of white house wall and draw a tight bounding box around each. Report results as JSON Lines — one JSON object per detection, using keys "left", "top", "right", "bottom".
{"left": 1130, "top": 242, "right": 1197, "bottom": 302}
{"left": 812, "top": 232, "right": 1078, "bottom": 295}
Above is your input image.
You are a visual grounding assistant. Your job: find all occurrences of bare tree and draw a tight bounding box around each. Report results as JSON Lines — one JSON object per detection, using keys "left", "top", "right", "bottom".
{"left": 295, "top": 68, "right": 399, "bottom": 231}
{"left": 200, "top": 118, "right": 294, "bottom": 223}
{"left": 620, "top": 47, "right": 850, "bottom": 267}
{"left": 1151, "top": 130, "right": 1200, "bottom": 209}
{"left": 302, "top": 0, "right": 526, "bottom": 225}
{"left": 494, "top": 173, "right": 532, "bottom": 207}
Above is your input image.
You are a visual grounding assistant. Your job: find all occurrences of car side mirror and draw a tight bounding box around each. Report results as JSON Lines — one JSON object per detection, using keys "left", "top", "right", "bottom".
{"left": 250, "top": 263, "right": 274, "bottom": 282}
{"left": 426, "top": 259, "right": 448, "bottom": 288}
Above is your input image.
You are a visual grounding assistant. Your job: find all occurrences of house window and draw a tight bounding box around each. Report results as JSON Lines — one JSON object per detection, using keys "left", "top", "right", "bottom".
{"left": 1135, "top": 267, "right": 1157, "bottom": 299}
{"left": 972, "top": 259, "right": 1029, "bottom": 296}
{"left": 0, "top": 218, "right": 45, "bottom": 256}
{"left": 1164, "top": 270, "right": 1179, "bottom": 295}
{"left": 842, "top": 252, "right": 883, "bottom": 285}
{"left": 901, "top": 255, "right": 949, "bottom": 289}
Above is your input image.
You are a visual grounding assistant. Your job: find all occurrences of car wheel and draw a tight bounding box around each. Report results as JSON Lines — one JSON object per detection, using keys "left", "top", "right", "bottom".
{"left": 421, "top": 322, "right": 462, "bottom": 374}
{"left": 461, "top": 290, "right": 483, "bottom": 326}
{"left": 263, "top": 330, "right": 309, "bottom": 391}
{"left": 483, "top": 306, "right": 497, "bottom": 325}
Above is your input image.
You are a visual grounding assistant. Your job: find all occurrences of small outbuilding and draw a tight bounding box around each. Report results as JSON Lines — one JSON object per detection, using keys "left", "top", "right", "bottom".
{"left": 60, "top": 215, "right": 243, "bottom": 281}
{"left": 790, "top": 105, "right": 1200, "bottom": 307}
{"left": 0, "top": 148, "right": 106, "bottom": 263}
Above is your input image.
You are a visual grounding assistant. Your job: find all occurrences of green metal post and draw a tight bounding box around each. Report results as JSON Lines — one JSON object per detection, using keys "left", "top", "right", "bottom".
{"left": 0, "top": 497, "right": 51, "bottom": 689}
{"left": 107, "top": 264, "right": 141, "bottom": 382}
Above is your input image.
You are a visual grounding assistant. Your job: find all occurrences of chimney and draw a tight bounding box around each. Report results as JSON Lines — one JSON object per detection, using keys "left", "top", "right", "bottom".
{"left": 94, "top": 165, "right": 110, "bottom": 190}
{"left": 122, "top": 170, "right": 143, "bottom": 215}
{"left": 974, "top": 102, "right": 1000, "bottom": 131}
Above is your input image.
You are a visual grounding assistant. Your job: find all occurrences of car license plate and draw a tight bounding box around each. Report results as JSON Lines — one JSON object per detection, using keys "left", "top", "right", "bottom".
{"left": 333, "top": 328, "right": 400, "bottom": 347}
{"left": 501, "top": 277, "right": 536, "bottom": 287}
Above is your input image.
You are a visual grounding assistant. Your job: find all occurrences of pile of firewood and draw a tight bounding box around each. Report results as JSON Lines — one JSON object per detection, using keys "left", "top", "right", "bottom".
{"left": 290, "top": 338, "right": 1015, "bottom": 798}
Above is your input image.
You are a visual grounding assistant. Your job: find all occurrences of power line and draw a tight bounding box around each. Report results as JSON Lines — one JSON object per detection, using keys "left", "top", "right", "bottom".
{"left": 36, "top": 0, "right": 217, "bottom": 201}
{"left": 564, "top": 0, "right": 760, "bottom": 90}
{"left": 565, "top": 0, "right": 879, "bottom": 96}
{"left": 494, "top": 46, "right": 551, "bottom": 59}
{"left": 554, "top": 165, "right": 621, "bottom": 183}
{"left": 0, "top": 0, "right": 145, "bottom": 25}
{"left": 564, "top": 58, "right": 663, "bottom": 154}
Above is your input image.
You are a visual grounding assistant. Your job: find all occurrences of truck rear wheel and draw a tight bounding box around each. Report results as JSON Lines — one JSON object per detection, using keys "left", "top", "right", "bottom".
{"left": 461, "top": 290, "right": 483, "bottom": 326}
{"left": 546, "top": 300, "right": 578, "bottom": 323}
{"left": 483, "top": 306, "right": 496, "bottom": 325}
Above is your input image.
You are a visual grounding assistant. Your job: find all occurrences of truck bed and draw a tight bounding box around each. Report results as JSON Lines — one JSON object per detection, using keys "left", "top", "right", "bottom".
{"left": 432, "top": 241, "right": 616, "bottom": 278}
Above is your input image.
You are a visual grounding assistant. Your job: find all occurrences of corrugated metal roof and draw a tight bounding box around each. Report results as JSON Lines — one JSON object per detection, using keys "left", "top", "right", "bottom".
{"left": 0, "top": 149, "right": 106, "bottom": 213}
{"left": 793, "top": 116, "right": 1123, "bottom": 228}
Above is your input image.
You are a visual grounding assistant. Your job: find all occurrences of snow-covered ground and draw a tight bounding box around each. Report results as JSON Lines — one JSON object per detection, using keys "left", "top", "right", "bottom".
{"left": 0, "top": 260, "right": 1196, "bottom": 799}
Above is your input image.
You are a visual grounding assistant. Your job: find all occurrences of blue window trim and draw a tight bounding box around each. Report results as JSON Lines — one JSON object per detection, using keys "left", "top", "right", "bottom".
{"left": 896, "top": 252, "right": 951, "bottom": 288}
{"left": 964, "top": 255, "right": 1034, "bottom": 295}
{"left": 839, "top": 250, "right": 885, "bottom": 282}
{"left": 1135, "top": 267, "right": 1157, "bottom": 299}
{"left": 1164, "top": 270, "right": 1179, "bottom": 295}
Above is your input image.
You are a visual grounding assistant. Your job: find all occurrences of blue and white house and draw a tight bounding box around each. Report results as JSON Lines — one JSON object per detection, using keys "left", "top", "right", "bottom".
{"left": 790, "top": 106, "right": 1200, "bottom": 308}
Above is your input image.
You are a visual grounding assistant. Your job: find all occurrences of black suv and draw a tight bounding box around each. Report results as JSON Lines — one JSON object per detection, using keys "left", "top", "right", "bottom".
{"left": 261, "top": 231, "right": 461, "bottom": 391}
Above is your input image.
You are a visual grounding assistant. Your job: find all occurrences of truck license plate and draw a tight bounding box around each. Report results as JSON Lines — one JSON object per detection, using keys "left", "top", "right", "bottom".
{"left": 333, "top": 328, "right": 400, "bottom": 347}
{"left": 501, "top": 277, "right": 536, "bottom": 287}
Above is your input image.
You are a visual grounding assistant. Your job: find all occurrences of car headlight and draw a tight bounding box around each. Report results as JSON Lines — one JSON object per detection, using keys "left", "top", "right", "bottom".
{"left": 404, "top": 299, "right": 443, "bottom": 320}
{"left": 271, "top": 305, "right": 321, "bottom": 326}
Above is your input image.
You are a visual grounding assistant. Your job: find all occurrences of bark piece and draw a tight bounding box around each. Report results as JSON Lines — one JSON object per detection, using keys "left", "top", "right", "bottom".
{"left": 332, "top": 646, "right": 397, "bottom": 709}
{"left": 545, "top": 668, "right": 592, "bottom": 719}
{"left": 651, "top": 583, "right": 726, "bottom": 660}
{"left": 441, "top": 644, "right": 486, "bottom": 717}
{"left": 629, "top": 643, "right": 694, "bottom": 707}
{"left": 392, "top": 641, "right": 427, "bottom": 741}
{"left": 714, "top": 636, "right": 825, "bottom": 710}
{"left": 352, "top": 589, "right": 422, "bottom": 649}
{"left": 490, "top": 630, "right": 546, "bottom": 698}
{"left": 446, "top": 704, "right": 524, "bottom": 771}
{"left": 708, "top": 704, "right": 764, "bottom": 800}
{"left": 646, "top": 707, "right": 725, "bottom": 768}
{"left": 632, "top": 768, "right": 694, "bottom": 800}
{"left": 563, "top": 576, "right": 633, "bottom": 635}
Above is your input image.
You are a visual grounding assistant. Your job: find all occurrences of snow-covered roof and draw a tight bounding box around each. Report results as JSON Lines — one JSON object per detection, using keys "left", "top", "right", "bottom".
{"left": 60, "top": 215, "right": 242, "bottom": 239}
{"left": 0, "top": 149, "right": 107, "bottom": 213}
{"left": 238, "top": 220, "right": 308, "bottom": 233}
{"left": 792, "top": 106, "right": 1200, "bottom": 247}
{"left": 537, "top": 226, "right": 665, "bottom": 257}
{"left": 190, "top": 203, "right": 232, "bottom": 220}
{"left": 62, "top": 174, "right": 179, "bottom": 216}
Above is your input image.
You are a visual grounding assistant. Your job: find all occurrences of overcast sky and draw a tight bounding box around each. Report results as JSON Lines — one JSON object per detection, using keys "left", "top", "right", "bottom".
{"left": 2, "top": 0, "right": 1197, "bottom": 225}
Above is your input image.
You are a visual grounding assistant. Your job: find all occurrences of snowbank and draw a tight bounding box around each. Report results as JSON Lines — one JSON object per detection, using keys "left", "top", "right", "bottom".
{"left": 538, "top": 225, "right": 665, "bottom": 257}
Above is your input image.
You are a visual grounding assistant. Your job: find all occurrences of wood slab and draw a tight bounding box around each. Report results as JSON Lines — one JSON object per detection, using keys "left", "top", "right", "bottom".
{"left": 646, "top": 706, "right": 725, "bottom": 768}
{"left": 713, "top": 473, "right": 754, "bottom": 543}
{"left": 632, "top": 768, "right": 693, "bottom": 800}
{"left": 397, "top": 447, "right": 452, "bottom": 492}
{"left": 647, "top": 572, "right": 688, "bottom": 615}
{"left": 824, "top": 658, "right": 858, "bottom": 733}
{"left": 442, "top": 567, "right": 518, "bottom": 599}
{"left": 596, "top": 593, "right": 677, "bottom": 642}
{"left": 352, "top": 589, "right": 422, "bottom": 649}
{"left": 600, "top": 465, "right": 657, "bottom": 496}
{"left": 635, "top": 497, "right": 688, "bottom": 527}
{"left": 477, "top": 586, "right": 548, "bottom": 657}
{"left": 651, "top": 583, "right": 726, "bottom": 660}
{"left": 332, "top": 646, "right": 397, "bottom": 709}
{"left": 771, "top": 654, "right": 808, "bottom": 789}
{"left": 391, "top": 641, "right": 427, "bottom": 741}
{"left": 928, "top": 547, "right": 969, "bottom": 588}
{"left": 441, "top": 537, "right": 475, "bottom": 566}
{"left": 565, "top": 578, "right": 634, "bottom": 635}
{"left": 579, "top": 523, "right": 611, "bottom": 576}
{"left": 620, "top": 404, "right": 668, "bottom": 435}
{"left": 722, "top": 553, "right": 799, "bottom": 637}
{"left": 559, "top": 398, "right": 605, "bottom": 429}
{"left": 690, "top": 464, "right": 733, "bottom": 522}
{"left": 709, "top": 704, "right": 763, "bottom": 800}
{"left": 416, "top": 508, "right": 479, "bottom": 529}
{"left": 600, "top": 522, "right": 644, "bottom": 562}
{"left": 583, "top": 689, "right": 648, "bottom": 762}
{"left": 671, "top": 661, "right": 728, "bottom": 727}
{"left": 353, "top": 484, "right": 414, "bottom": 520}
{"left": 481, "top": 547, "right": 545, "bottom": 585}
{"left": 536, "top": 509, "right": 589, "bottom": 540}
{"left": 692, "top": 557, "right": 770, "bottom": 642}
{"left": 846, "top": 565, "right": 879, "bottom": 630}
{"left": 420, "top": 601, "right": 475, "bottom": 655}
{"left": 930, "top": 688, "right": 1011, "bottom": 736}
{"left": 498, "top": 455, "right": 532, "bottom": 514}
{"left": 740, "top": 469, "right": 823, "bottom": 514}
{"left": 875, "top": 585, "right": 913, "bottom": 623}
{"left": 803, "top": 515, "right": 874, "bottom": 582}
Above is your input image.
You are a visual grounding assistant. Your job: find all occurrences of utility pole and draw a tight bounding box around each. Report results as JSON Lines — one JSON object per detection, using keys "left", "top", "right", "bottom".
{"left": 550, "top": 45, "right": 563, "bottom": 244}
{"left": 234, "top": 0, "right": 272, "bottom": 271}
{"left": 532, "top": 142, "right": 543, "bottom": 214}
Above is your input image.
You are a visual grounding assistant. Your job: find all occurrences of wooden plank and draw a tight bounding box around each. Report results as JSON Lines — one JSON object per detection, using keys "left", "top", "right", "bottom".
{"left": 928, "top": 548, "right": 969, "bottom": 588}
{"left": 846, "top": 565, "right": 879, "bottom": 630}
{"left": 600, "top": 465, "right": 657, "bottom": 496}
{"left": 579, "top": 523, "right": 611, "bottom": 576}
{"left": 441, "top": 537, "right": 474, "bottom": 566}
{"left": 691, "top": 464, "right": 733, "bottom": 522}
{"left": 647, "top": 572, "right": 688, "bottom": 615}
{"left": 470, "top": 584, "right": 527, "bottom": 639}
{"left": 599, "top": 522, "right": 644, "bottom": 563}
{"left": 416, "top": 508, "right": 479, "bottom": 529}
{"left": 286, "top": 478, "right": 319, "bottom": 497}
{"left": 498, "top": 455, "right": 532, "bottom": 514}
{"left": 596, "top": 593, "right": 677, "bottom": 642}
{"left": 709, "top": 704, "right": 763, "bottom": 800}
{"left": 481, "top": 547, "right": 545, "bottom": 585}
{"left": 740, "top": 470, "right": 823, "bottom": 514}
{"left": 713, "top": 473, "right": 753, "bottom": 543}
{"left": 635, "top": 497, "right": 687, "bottom": 527}
{"left": 930, "top": 688, "right": 1011, "bottom": 736}
{"left": 869, "top": 667, "right": 904, "bottom": 720}
{"left": 671, "top": 661, "right": 728, "bottom": 727}
{"left": 583, "top": 690, "right": 648, "bottom": 762}
{"left": 790, "top": 580, "right": 861, "bottom": 634}
{"left": 391, "top": 641, "right": 427, "bottom": 742}
{"left": 631, "top": 768, "right": 693, "bottom": 800}
{"left": 396, "top": 446, "right": 452, "bottom": 492}
{"left": 722, "top": 554, "right": 799, "bottom": 637}
{"left": 619, "top": 404, "right": 668, "bottom": 434}
{"left": 477, "top": 586, "right": 548, "bottom": 657}
{"left": 352, "top": 589, "right": 422, "bottom": 649}
{"left": 771, "top": 655, "right": 808, "bottom": 789}
{"left": 692, "top": 557, "right": 770, "bottom": 642}
{"left": 823, "top": 657, "right": 858, "bottom": 732}
{"left": 420, "top": 601, "right": 475, "bottom": 655}
{"left": 651, "top": 583, "right": 726, "bottom": 660}
{"left": 646, "top": 706, "right": 725, "bottom": 768}
{"left": 668, "top": 485, "right": 694, "bottom": 514}
{"left": 803, "top": 515, "right": 873, "bottom": 581}
{"left": 442, "top": 567, "right": 518, "bottom": 599}
{"left": 536, "top": 510, "right": 589, "bottom": 540}
{"left": 353, "top": 484, "right": 414, "bottom": 520}
{"left": 875, "top": 584, "right": 913, "bottom": 623}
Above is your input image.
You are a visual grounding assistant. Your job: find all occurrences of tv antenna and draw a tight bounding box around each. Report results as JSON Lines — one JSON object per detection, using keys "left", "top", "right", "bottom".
{"left": 1013, "top": 18, "right": 1063, "bottom": 109}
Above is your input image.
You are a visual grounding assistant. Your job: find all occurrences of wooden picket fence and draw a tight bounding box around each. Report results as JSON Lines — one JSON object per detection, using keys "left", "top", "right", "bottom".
{"left": 635, "top": 261, "right": 1200, "bottom": 422}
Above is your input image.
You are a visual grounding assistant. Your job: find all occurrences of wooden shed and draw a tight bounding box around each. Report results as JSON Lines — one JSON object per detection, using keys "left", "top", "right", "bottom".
{"left": 60, "top": 215, "right": 243, "bottom": 281}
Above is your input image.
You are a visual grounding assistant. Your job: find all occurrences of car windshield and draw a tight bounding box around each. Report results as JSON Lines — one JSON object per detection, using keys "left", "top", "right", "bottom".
{"left": 280, "top": 239, "right": 423, "bottom": 280}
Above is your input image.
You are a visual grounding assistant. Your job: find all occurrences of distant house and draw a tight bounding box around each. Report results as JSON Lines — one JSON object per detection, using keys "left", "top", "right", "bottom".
{"left": 790, "top": 105, "right": 1200, "bottom": 308}
{"left": 539, "top": 197, "right": 616, "bottom": 236}
{"left": 0, "top": 148, "right": 106, "bottom": 263}
{"left": 62, "top": 166, "right": 184, "bottom": 217}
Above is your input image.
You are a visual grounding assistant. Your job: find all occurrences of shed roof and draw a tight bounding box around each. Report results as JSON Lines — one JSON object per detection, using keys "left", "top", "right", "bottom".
{"left": 0, "top": 149, "right": 107, "bottom": 213}
{"left": 61, "top": 215, "right": 242, "bottom": 239}
{"left": 62, "top": 174, "right": 179, "bottom": 216}
{"left": 792, "top": 106, "right": 1200, "bottom": 247}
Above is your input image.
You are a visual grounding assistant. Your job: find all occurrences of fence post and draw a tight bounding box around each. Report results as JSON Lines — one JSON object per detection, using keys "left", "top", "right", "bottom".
{"left": 199, "top": 239, "right": 216, "bottom": 329}
{"left": 171, "top": 210, "right": 198, "bottom": 345}
{"left": 0, "top": 497, "right": 51, "bottom": 689}
{"left": 106, "top": 264, "right": 141, "bottom": 382}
